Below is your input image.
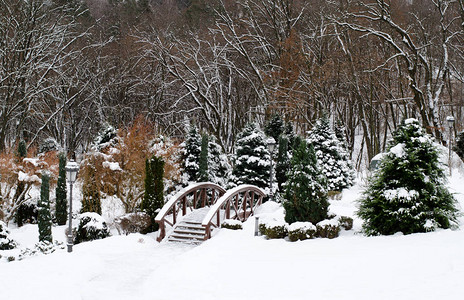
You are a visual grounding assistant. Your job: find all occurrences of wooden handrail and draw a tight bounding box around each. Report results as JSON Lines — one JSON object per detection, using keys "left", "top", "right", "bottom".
{"left": 154, "top": 182, "right": 226, "bottom": 242}
{"left": 201, "top": 184, "right": 267, "bottom": 239}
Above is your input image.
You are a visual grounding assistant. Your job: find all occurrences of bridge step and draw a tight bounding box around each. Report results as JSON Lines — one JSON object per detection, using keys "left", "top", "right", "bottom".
{"left": 166, "top": 220, "right": 206, "bottom": 245}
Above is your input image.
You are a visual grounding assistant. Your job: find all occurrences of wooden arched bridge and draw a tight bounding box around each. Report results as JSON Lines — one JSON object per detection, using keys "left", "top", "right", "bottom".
{"left": 154, "top": 182, "right": 267, "bottom": 244}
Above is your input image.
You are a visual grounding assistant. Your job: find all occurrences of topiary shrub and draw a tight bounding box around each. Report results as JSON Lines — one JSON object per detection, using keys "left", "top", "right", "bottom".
{"left": 0, "top": 221, "right": 17, "bottom": 250}
{"left": 316, "top": 219, "right": 341, "bottom": 239}
{"left": 114, "top": 212, "right": 152, "bottom": 235}
{"left": 260, "top": 221, "right": 288, "bottom": 239}
{"left": 337, "top": 216, "right": 353, "bottom": 230}
{"left": 74, "top": 213, "right": 110, "bottom": 244}
{"left": 221, "top": 219, "right": 243, "bottom": 230}
{"left": 287, "top": 222, "right": 317, "bottom": 241}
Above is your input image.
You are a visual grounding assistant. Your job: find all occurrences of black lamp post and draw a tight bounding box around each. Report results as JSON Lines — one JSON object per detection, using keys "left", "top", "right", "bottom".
{"left": 66, "top": 160, "right": 79, "bottom": 253}
{"left": 266, "top": 138, "right": 277, "bottom": 201}
{"left": 446, "top": 116, "right": 455, "bottom": 176}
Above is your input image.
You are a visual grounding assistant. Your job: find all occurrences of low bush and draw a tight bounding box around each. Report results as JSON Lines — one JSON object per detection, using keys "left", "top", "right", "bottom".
{"left": 221, "top": 219, "right": 243, "bottom": 230}
{"left": 337, "top": 216, "right": 353, "bottom": 230}
{"left": 114, "top": 212, "right": 151, "bottom": 235}
{"left": 287, "top": 222, "right": 317, "bottom": 241}
{"left": 18, "top": 240, "right": 65, "bottom": 260}
{"left": 260, "top": 220, "right": 288, "bottom": 239}
{"left": 0, "top": 221, "right": 17, "bottom": 250}
{"left": 316, "top": 219, "right": 341, "bottom": 239}
{"left": 74, "top": 212, "right": 110, "bottom": 244}
{"left": 15, "top": 201, "right": 38, "bottom": 227}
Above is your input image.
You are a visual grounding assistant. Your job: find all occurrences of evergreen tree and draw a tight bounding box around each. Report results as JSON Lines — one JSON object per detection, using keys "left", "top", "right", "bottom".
{"left": 308, "top": 116, "right": 355, "bottom": 192}
{"left": 14, "top": 140, "right": 27, "bottom": 226}
{"left": 55, "top": 152, "right": 67, "bottom": 225}
{"left": 208, "top": 136, "right": 231, "bottom": 186}
{"left": 198, "top": 133, "right": 209, "bottom": 182}
{"left": 358, "top": 118, "right": 459, "bottom": 236}
{"left": 141, "top": 156, "right": 165, "bottom": 232}
{"left": 454, "top": 130, "right": 464, "bottom": 161}
{"left": 182, "top": 125, "right": 202, "bottom": 183}
{"left": 264, "top": 113, "right": 285, "bottom": 143}
{"left": 231, "top": 123, "right": 271, "bottom": 189}
{"left": 38, "top": 172, "right": 52, "bottom": 243}
{"left": 283, "top": 140, "right": 329, "bottom": 224}
{"left": 275, "top": 135, "right": 290, "bottom": 191}
{"left": 81, "top": 166, "right": 102, "bottom": 215}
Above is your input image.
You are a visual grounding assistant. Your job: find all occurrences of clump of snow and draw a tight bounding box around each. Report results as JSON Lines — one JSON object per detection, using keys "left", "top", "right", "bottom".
{"left": 17, "top": 171, "right": 41, "bottom": 183}
{"left": 389, "top": 143, "right": 405, "bottom": 158}
{"left": 287, "top": 221, "right": 316, "bottom": 232}
{"left": 316, "top": 219, "right": 339, "bottom": 227}
{"left": 383, "top": 188, "right": 419, "bottom": 201}
{"left": 222, "top": 219, "right": 242, "bottom": 226}
{"left": 102, "top": 161, "right": 122, "bottom": 171}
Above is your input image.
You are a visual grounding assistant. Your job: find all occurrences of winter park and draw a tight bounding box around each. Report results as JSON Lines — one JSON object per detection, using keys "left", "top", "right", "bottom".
{"left": 2, "top": 1, "right": 464, "bottom": 299}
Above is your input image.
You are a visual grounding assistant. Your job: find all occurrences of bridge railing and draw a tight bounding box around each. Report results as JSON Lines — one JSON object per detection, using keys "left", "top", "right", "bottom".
{"left": 154, "top": 182, "right": 226, "bottom": 242}
{"left": 201, "top": 184, "right": 267, "bottom": 239}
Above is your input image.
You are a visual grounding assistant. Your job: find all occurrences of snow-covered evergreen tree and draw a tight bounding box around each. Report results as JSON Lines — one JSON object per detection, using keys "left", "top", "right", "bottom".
{"left": 231, "top": 123, "right": 271, "bottom": 189}
{"left": 454, "top": 130, "right": 464, "bottom": 161}
{"left": 308, "top": 116, "right": 354, "bottom": 192}
{"left": 208, "top": 136, "right": 231, "bottom": 186}
{"left": 198, "top": 133, "right": 209, "bottom": 182}
{"left": 275, "top": 134, "right": 290, "bottom": 191}
{"left": 264, "top": 113, "right": 285, "bottom": 143}
{"left": 283, "top": 139, "right": 329, "bottom": 224}
{"left": 38, "top": 172, "right": 52, "bottom": 243}
{"left": 182, "top": 125, "right": 202, "bottom": 183}
{"left": 358, "top": 118, "right": 459, "bottom": 236}
{"left": 0, "top": 221, "right": 17, "bottom": 250}
{"left": 93, "top": 122, "right": 118, "bottom": 150}
{"left": 55, "top": 152, "right": 67, "bottom": 225}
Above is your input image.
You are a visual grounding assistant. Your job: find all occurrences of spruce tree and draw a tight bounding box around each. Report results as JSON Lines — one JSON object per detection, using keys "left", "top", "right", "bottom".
{"left": 231, "top": 123, "right": 271, "bottom": 189}
{"left": 14, "top": 140, "right": 27, "bottom": 226}
{"left": 183, "top": 125, "right": 202, "bottom": 183}
{"left": 141, "top": 156, "right": 165, "bottom": 232}
{"left": 198, "top": 133, "right": 209, "bottom": 182}
{"left": 358, "top": 118, "right": 459, "bottom": 236}
{"left": 55, "top": 152, "right": 67, "bottom": 225}
{"left": 275, "top": 135, "right": 290, "bottom": 191}
{"left": 208, "top": 136, "right": 231, "bottom": 186}
{"left": 264, "top": 113, "right": 285, "bottom": 143}
{"left": 283, "top": 140, "right": 329, "bottom": 224}
{"left": 454, "top": 130, "right": 464, "bottom": 161}
{"left": 81, "top": 166, "right": 102, "bottom": 215}
{"left": 308, "top": 116, "right": 354, "bottom": 192}
{"left": 38, "top": 172, "right": 52, "bottom": 243}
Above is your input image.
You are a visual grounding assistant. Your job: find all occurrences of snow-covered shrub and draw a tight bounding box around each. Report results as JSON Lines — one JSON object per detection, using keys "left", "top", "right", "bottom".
{"left": 454, "top": 130, "right": 464, "bottom": 161}
{"left": 114, "top": 212, "right": 152, "bottom": 235}
{"left": 18, "top": 240, "right": 65, "bottom": 260}
{"left": 308, "top": 116, "right": 355, "bottom": 192}
{"left": 38, "top": 138, "right": 61, "bottom": 154}
{"left": 260, "top": 220, "right": 288, "bottom": 239}
{"left": 221, "top": 219, "right": 242, "bottom": 230}
{"left": 74, "top": 212, "right": 110, "bottom": 244}
{"left": 287, "top": 222, "right": 317, "bottom": 241}
{"left": 337, "top": 216, "right": 353, "bottom": 231}
{"left": 0, "top": 221, "right": 17, "bottom": 250}
{"left": 93, "top": 122, "right": 118, "bottom": 151}
{"left": 358, "top": 118, "right": 459, "bottom": 236}
{"left": 15, "top": 200, "right": 38, "bottom": 227}
{"left": 316, "top": 219, "right": 341, "bottom": 239}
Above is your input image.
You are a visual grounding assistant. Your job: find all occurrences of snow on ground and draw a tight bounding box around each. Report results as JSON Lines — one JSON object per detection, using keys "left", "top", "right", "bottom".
{"left": 1, "top": 171, "right": 464, "bottom": 300}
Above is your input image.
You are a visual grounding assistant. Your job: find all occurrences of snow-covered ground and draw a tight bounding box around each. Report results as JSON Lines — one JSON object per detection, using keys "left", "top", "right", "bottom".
{"left": 1, "top": 170, "right": 464, "bottom": 300}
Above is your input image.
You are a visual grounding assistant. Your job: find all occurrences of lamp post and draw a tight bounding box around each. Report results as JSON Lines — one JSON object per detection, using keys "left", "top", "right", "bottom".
{"left": 266, "top": 137, "right": 277, "bottom": 201}
{"left": 66, "top": 160, "right": 79, "bottom": 253}
{"left": 446, "top": 116, "right": 455, "bottom": 176}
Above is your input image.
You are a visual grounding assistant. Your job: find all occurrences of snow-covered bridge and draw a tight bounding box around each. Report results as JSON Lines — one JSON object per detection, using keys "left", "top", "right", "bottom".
{"left": 155, "top": 182, "right": 267, "bottom": 244}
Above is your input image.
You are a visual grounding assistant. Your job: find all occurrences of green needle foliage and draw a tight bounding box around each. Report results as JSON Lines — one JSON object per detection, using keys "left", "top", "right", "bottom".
{"left": 55, "top": 152, "right": 67, "bottom": 225}
{"left": 38, "top": 172, "right": 52, "bottom": 243}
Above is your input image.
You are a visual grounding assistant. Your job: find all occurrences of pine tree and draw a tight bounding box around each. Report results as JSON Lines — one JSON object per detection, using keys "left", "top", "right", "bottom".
{"left": 454, "top": 130, "right": 464, "bottom": 161}
{"left": 275, "top": 135, "right": 290, "bottom": 191}
{"left": 358, "top": 118, "right": 459, "bottom": 236}
{"left": 81, "top": 166, "right": 102, "bottom": 215}
{"left": 231, "top": 123, "right": 271, "bottom": 189}
{"left": 283, "top": 140, "right": 329, "bottom": 224}
{"left": 38, "top": 172, "right": 52, "bottom": 243}
{"left": 198, "top": 133, "right": 209, "bottom": 182}
{"left": 264, "top": 113, "right": 285, "bottom": 143}
{"left": 308, "top": 116, "right": 354, "bottom": 192}
{"left": 14, "top": 140, "right": 27, "bottom": 226}
{"left": 182, "top": 125, "right": 202, "bottom": 183}
{"left": 141, "top": 156, "right": 165, "bottom": 232}
{"left": 55, "top": 152, "right": 67, "bottom": 225}
{"left": 208, "top": 136, "right": 231, "bottom": 186}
